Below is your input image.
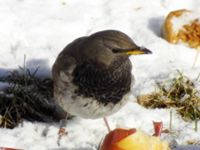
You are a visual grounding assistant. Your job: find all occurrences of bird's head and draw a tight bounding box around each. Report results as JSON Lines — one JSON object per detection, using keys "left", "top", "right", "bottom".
{"left": 75, "top": 30, "right": 152, "bottom": 66}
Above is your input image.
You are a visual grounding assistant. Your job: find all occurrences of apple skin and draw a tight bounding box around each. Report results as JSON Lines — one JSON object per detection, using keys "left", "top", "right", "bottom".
{"left": 100, "top": 128, "right": 136, "bottom": 150}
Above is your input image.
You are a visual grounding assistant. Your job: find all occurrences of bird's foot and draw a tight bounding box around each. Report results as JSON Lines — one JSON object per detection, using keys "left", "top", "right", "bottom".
{"left": 57, "top": 127, "right": 68, "bottom": 146}
{"left": 57, "top": 118, "right": 68, "bottom": 146}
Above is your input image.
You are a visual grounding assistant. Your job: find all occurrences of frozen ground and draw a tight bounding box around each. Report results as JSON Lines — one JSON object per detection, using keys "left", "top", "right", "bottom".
{"left": 1, "top": 0, "right": 200, "bottom": 149}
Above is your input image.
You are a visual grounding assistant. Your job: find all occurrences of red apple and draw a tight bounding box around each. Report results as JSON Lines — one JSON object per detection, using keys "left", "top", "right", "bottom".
{"left": 100, "top": 128, "right": 136, "bottom": 150}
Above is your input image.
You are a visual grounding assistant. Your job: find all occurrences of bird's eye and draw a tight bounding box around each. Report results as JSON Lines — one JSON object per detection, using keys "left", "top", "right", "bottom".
{"left": 112, "top": 49, "right": 120, "bottom": 53}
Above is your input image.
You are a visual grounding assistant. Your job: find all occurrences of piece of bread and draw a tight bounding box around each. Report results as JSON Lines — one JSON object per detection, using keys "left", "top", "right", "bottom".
{"left": 163, "top": 9, "right": 200, "bottom": 49}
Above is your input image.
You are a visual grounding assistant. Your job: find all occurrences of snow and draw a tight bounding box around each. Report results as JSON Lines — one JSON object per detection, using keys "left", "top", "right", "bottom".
{"left": 1, "top": 0, "right": 200, "bottom": 149}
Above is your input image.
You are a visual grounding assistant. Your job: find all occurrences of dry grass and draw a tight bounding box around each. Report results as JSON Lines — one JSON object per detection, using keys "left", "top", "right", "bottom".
{"left": 138, "top": 71, "right": 200, "bottom": 121}
{"left": 0, "top": 67, "right": 66, "bottom": 128}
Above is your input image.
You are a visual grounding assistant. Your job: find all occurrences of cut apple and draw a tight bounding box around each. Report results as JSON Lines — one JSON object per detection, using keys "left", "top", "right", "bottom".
{"left": 115, "top": 131, "right": 170, "bottom": 150}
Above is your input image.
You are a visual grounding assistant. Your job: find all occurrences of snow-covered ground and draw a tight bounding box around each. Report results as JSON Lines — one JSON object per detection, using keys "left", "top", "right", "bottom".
{"left": 1, "top": 0, "right": 200, "bottom": 149}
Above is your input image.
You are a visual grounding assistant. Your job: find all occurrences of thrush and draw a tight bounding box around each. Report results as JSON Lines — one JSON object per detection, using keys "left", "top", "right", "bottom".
{"left": 52, "top": 30, "right": 152, "bottom": 141}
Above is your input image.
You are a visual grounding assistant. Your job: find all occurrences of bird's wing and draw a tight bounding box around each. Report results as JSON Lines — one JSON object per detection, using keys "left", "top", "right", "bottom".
{"left": 52, "top": 53, "right": 76, "bottom": 84}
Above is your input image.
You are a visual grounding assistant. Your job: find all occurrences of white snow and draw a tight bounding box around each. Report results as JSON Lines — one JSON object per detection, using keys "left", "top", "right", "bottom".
{"left": 1, "top": 0, "right": 200, "bottom": 149}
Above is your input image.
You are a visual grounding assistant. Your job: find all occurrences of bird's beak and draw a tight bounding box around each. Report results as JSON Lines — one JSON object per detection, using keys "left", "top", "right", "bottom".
{"left": 112, "top": 46, "right": 152, "bottom": 55}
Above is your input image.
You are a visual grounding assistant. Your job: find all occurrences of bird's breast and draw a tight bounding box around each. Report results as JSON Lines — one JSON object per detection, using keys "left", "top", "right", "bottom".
{"left": 72, "top": 59, "right": 132, "bottom": 105}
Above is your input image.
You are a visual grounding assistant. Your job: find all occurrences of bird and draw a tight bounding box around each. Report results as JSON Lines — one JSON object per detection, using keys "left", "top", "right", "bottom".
{"left": 52, "top": 30, "right": 152, "bottom": 143}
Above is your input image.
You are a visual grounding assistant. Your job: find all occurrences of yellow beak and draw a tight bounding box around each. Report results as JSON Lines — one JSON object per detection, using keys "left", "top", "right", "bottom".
{"left": 113, "top": 46, "right": 152, "bottom": 55}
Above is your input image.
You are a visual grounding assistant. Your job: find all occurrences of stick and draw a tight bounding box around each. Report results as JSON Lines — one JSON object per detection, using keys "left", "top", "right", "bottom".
{"left": 192, "top": 49, "right": 200, "bottom": 68}
{"left": 195, "top": 119, "right": 198, "bottom": 132}
{"left": 170, "top": 109, "right": 173, "bottom": 130}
